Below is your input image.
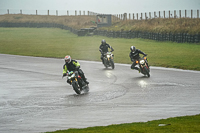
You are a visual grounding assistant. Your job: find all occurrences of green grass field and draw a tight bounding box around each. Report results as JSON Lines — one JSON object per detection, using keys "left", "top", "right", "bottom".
{"left": 0, "top": 27, "right": 200, "bottom": 132}
{"left": 0, "top": 27, "right": 200, "bottom": 70}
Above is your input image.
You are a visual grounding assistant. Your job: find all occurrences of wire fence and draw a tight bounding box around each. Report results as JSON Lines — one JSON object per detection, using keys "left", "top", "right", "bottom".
{"left": 113, "top": 10, "right": 199, "bottom": 20}
{"left": 0, "top": 9, "right": 98, "bottom": 16}
{"left": 0, "top": 9, "right": 199, "bottom": 19}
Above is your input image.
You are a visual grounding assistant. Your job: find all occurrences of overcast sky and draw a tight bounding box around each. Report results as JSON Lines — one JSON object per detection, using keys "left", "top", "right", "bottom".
{"left": 0, "top": 0, "right": 200, "bottom": 14}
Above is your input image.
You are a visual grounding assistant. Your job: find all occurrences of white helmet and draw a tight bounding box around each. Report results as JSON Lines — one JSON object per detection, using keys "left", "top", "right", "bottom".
{"left": 64, "top": 55, "right": 71, "bottom": 63}
{"left": 101, "top": 39, "right": 106, "bottom": 45}
{"left": 130, "top": 46, "right": 136, "bottom": 53}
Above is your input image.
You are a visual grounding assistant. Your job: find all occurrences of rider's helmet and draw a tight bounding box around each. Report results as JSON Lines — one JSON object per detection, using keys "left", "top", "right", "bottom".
{"left": 101, "top": 39, "right": 106, "bottom": 45}
{"left": 130, "top": 46, "right": 136, "bottom": 53}
{"left": 64, "top": 55, "right": 71, "bottom": 63}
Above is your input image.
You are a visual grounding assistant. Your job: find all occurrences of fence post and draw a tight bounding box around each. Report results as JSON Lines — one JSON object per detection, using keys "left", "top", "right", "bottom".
{"left": 137, "top": 13, "right": 138, "bottom": 20}
{"left": 133, "top": 13, "right": 134, "bottom": 20}
{"left": 79, "top": 11, "right": 81, "bottom": 15}
{"left": 48, "top": 10, "right": 49, "bottom": 15}
{"left": 198, "top": 10, "right": 199, "bottom": 18}
{"left": 20, "top": 10, "right": 22, "bottom": 14}
{"left": 56, "top": 10, "right": 58, "bottom": 16}
{"left": 129, "top": 13, "right": 131, "bottom": 20}
{"left": 154, "top": 11, "right": 156, "bottom": 18}
{"left": 145, "top": 12, "right": 147, "bottom": 20}
{"left": 36, "top": 10, "right": 37, "bottom": 15}
{"left": 164, "top": 11, "right": 165, "bottom": 18}
{"left": 83, "top": 11, "right": 85, "bottom": 15}
{"left": 191, "top": 10, "right": 193, "bottom": 18}
{"left": 185, "top": 10, "right": 187, "bottom": 18}
{"left": 67, "top": 10, "right": 69, "bottom": 16}
{"left": 88, "top": 11, "right": 89, "bottom": 16}
{"left": 179, "top": 10, "right": 181, "bottom": 18}
{"left": 75, "top": 10, "right": 77, "bottom": 16}
{"left": 169, "top": 10, "right": 170, "bottom": 18}
{"left": 7, "top": 9, "right": 9, "bottom": 14}
{"left": 141, "top": 13, "right": 142, "bottom": 19}
{"left": 159, "top": 11, "right": 160, "bottom": 18}
{"left": 123, "top": 13, "right": 127, "bottom": 20}
{"left": 149, "top": 12, "right": 151, "bottom": 19}
{"left": 174, "top": 10, "right": 176, "bottom": 18}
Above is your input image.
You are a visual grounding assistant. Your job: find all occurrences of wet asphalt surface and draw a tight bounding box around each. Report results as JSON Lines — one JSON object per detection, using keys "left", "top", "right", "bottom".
{"left": 0, "top": 54, "right": 200, "bottom": 133}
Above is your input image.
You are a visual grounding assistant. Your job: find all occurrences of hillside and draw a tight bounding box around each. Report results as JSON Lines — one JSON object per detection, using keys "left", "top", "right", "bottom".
{"left": 0, "top": 14, "right": 200, "bottom": 34}
{"left": 103, "top": 18, "right": 200, "bottom": 35}
{"left": 0, "top": 14, "right": 97, "bottom": 29}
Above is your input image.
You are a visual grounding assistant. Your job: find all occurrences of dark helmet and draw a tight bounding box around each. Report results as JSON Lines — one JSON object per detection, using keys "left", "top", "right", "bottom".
{"left": 130, "top": 46, "right": 136, "bottom": 53}
{"left": 101, "top": 39, "right": 106, "bottom": 45}
{"left": 64, "top": 55, "right": 71, "bottom": 63}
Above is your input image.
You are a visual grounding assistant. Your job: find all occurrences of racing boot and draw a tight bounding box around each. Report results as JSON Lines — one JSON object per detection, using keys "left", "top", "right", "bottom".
{"left": 101, "top": 58, "right": 104, "bottom": 64}
{"left": 82, "top": 75, "right": 89, "bottom": 84}
{"left": 67, "top": 79, "right": 71, "bottom": 85}
{"left": 135, "top": 67, "right": 140, "bottom": 73}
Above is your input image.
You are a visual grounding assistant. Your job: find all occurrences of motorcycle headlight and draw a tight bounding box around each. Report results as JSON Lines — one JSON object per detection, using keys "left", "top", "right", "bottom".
{"left": 71, "top": 73, "right": 75, "bottom": 78}
{"left": 140, "top": 60, "right": 145, "bottom": 64}
{"left": 68, "top": 73, "right": 75, "bottom": 80}
{"left": 107, "top": 55, "right": 111, "bottom": 58}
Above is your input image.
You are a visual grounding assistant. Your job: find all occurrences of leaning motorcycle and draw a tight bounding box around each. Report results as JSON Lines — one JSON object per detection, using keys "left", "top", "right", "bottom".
{"left": 136, "top": 56, "right": 150, "bottom": 77}
{"left": 103, "top": 51, "right": 115, "bottom": 69}
{"left": 66, "top": 71, "right": 89, "bottom": 94}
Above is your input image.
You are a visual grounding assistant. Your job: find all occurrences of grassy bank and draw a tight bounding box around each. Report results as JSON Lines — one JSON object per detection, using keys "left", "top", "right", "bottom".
{"left": 0, "top": 27, "right": 200, "bottom": 70}
{"left": 46, "top": 114, "right": 200, "bottom": 133}
{"left": 0, "top": 14, "right": 97, "bottom": 29}
{"left": 1, "top": 14, "right": 200, "bottom": 34}
{"left": 100, "top": 18, "right": 200, "bottom": 34}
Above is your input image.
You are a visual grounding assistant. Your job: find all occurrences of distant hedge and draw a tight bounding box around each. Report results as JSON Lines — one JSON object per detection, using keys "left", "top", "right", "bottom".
{"left": 94, "top": 30, "right": 200, "bottom": 43}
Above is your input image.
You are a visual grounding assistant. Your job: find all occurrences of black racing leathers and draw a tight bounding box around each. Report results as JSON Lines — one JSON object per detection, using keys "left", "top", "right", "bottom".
{"left": 129, "top": 49, "right": 147, "bottom": 70}
{"left": 99, "top": 43, "right": 114, "bottom": 63}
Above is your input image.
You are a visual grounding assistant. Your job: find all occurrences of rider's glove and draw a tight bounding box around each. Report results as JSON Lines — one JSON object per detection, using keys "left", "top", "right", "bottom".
{"left": 62, "top": 73, "right": 67, "bottom": 78}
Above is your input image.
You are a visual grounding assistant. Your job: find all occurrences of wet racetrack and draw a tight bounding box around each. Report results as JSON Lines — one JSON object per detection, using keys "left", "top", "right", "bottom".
{"left": 0, "top": 54, "right": 200, "bottom": 133}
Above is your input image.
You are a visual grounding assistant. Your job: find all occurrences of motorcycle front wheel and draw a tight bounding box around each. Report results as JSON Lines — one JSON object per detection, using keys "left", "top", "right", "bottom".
{"left": 144, "top": 67, "right": 150, "bottom": 77}
{"left": 103, "top": 59, "right": 108, "bottom": 68}
{"left": 72, "top": 80, "right": 81, "bottom": 94}
{"left": 110, "top": 59, "right": 115, "bottom": 69}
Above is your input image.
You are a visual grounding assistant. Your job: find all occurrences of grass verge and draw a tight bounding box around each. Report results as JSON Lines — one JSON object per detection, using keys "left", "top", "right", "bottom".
{"left": 46, "top": 114, "right": 200, "bottom": 133}
{"left": 0, "top": 27, "right": 200, "bottom": 70}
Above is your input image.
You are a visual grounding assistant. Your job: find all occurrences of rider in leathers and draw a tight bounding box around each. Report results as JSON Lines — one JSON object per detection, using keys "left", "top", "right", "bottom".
{"left": 99, "top": 39, "right": 114, "bottom": 64}
{"left": 129, "top": 46, "right": 147, "bottom": 72}
{"left": 62, "top": 55, "right": 89, "bottom": 84}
